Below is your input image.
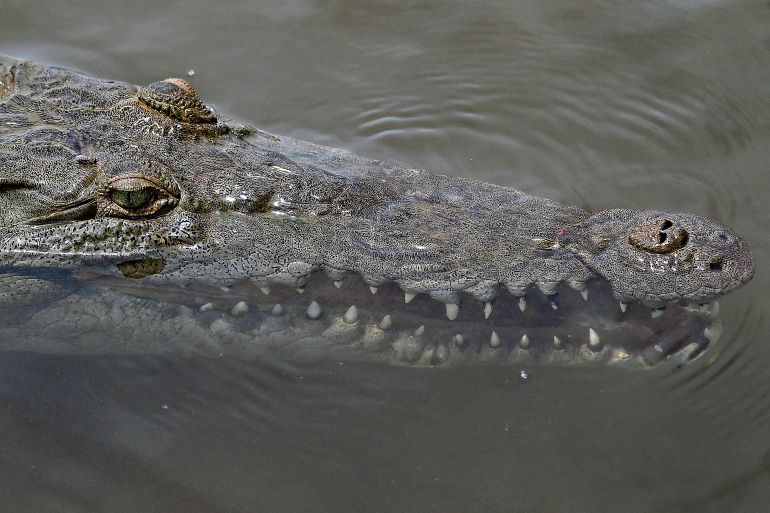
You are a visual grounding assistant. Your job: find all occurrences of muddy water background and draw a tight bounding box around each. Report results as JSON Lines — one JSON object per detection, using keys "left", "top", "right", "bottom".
{"left": 1, "top": 1, "right": 769, "bottom": 512}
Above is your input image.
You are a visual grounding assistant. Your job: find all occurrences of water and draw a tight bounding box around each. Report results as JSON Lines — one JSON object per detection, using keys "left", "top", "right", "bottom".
{"left": 1, "top": 0, "right": 769, "bottom": 511}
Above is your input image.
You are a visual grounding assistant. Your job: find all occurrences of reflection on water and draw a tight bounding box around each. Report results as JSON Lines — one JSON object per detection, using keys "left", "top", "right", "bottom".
{"left": 1, "top": 0, "right": 769, "bottom": 511}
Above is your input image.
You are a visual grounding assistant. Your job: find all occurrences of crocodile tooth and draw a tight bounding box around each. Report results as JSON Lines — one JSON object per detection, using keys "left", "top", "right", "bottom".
{"left": 259, "top": 286, "right": 271, "bottom": 296}
{"left": 435, "top": 344, "right": 449, "bottom": 363}
{"left": 580, "top": 289, "right": 588, "bottom": 301}
{"left": 334, "top": 281, "right": 343, "bottom": 289}
{"left": 446, "top": 303, "right": 459, "bottom": 320}
{"left": 651, "top": 306, "right": 665, "bottom": 319}
{"left": 553, "top": 335, "right": 564, "bottom": 350}
{"left": 549, "top": 294, "right": 559, "bottom": 310}
{"left": 421, "top": 345, "right": 436, "bottom": 363}
{"left": 483, "top": 302, "right": 493, "bottom": 319}
{"left": 703, "top": 325, "right": 720, "bottom": 344}
{"left": 453, "top": 334, "right": 465, "bottom": 347}
{"left": 490, "top": 331, "right": 501, "bottom": 348}
{"left": 296, "top": 286, "right": 305, "bottom": 294}
{"left": 209, "top": 318, "right": 232, "bottom": 335}
{"left": 306, "top": 301, "right": 321, "bottom": 319}
{"left": 271, "top": 304, "right": 284, "bottom": 316}
{"left": 199, "top": 302, "right": 214, "bottom": 312}
{"left": 404, "top": 292, "right": 417, "bottom": 304}
{"left": 220, "top": 286, "right": 231, "bottom": 292}
{"left": 344, "top": 305, "right": 358, "bottom": 324}
{"left": 700, "top": 301, "right": 719, "bottom": 315}
{"left": 414, "top": 325, "right": 425, "bottom": 336}
{"left": 230, "top": 301, "right": 249, "bottom": 316}
{"left": 519, "top": 334, "right": 530, "bottom": 349}
{"left": 378, "top": 315, "right": 392, "bottom": 330}
{"left": 369, "top": 286, "right": 378, "bottom": 295}
{"left": 518, "top": 297, "right": 527, "bottom": 312}
{"left": 588, "top": 328, "right": 602, "bottom": 351}
{"left": 619, "top": 302, "right": 628, "bottom": 313}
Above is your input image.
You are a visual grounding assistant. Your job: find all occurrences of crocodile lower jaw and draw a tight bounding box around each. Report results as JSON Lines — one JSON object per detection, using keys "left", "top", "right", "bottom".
{"left": 45, "top": 269, "right": 722, "bottom": 369}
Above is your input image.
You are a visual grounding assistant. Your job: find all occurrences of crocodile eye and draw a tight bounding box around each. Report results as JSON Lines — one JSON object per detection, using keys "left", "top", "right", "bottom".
{"left": 629, "top": 218, "right": 689, "bottom": 254}
{"left": 100, "top": 175, "right": 179, "bottom": 218}
{"left": 111, "top": 188, "right": 155, "bottom": 210}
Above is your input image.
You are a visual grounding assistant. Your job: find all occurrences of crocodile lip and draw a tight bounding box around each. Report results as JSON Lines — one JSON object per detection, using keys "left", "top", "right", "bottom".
{"left": 79, "top": 269, "right": 722, "bottom": 368}
{"left": 25, "top": 198, "right": 97, "bottom": 225}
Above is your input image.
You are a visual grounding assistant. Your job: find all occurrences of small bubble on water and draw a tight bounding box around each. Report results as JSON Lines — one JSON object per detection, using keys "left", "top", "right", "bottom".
{"left": 187, "top": 69, "right": 195, "bottom": 77}
{"left": 519, "top": 369, "right": 529, "bottom": 380}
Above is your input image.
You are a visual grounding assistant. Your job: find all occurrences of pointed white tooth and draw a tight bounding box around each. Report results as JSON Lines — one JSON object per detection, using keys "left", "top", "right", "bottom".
{"left": 489, "top": 331, "right": 501, "bottom": 348}
{"left": 518, "top": 297, "right": 527, "bottom": 312}
{"left": 296, "top": 287, "right": 305, "bottom": 294}
{"left": 343, "top": 305, "right": 358, "bottom": 324}
{"left": 446, "top": 303, "right": 459, "bottom": 320}
{"left": 404, "top": 292, "right": 417, "bottom": 304}
{"left": 700, "top": 301, "right": 719, "bottom": 314}
{"left": 484, "top": 302, "right": 493, "bottom": 319}
{"left": 580, "top": 289, "right": 589, "bottom": 301}
{"left": 619, "top": 302, "right": 628, "bottom": 313}
{"left": 378, "top": 314, "right": 392, "bottom": 330}
{"left": 519, "top": 334, "right": 530, "bottom": 349}
{"left": 421, "top": 345, "right": 436, "bottom": 363}
{"left": 553, "top": 335, "right": 563, "bottom": 350}
{"left": 414, "top": 325, "right": 425, "bottom": 336}
{"left": 259, "top": 286, "right": 271, "bottom": 296}
{"left": 271, "top": 303, "right": 284, "bottom": 316}
{"left": 369, "top": 286, "right": 378, "bottom": 295}
{"left": 306, "top": 301, "right": 321, "bottom": 319}
{"left": 551, "top": 301, "right": 558, "bottom": 311}
{"left": 651, "top": 307, "right": 665, "bottom": 319}
{"left": 453, "top": 334, "right": 465, "bottom": 346}
{"left": 199, "top": 302, "right": 214, "bottom": 312}
{"left": 588, "top": 328, "right": 602, "bottom": 351}
{"left": 230, "top": 301, "right": 249, "bottom": 316}
{"left": 435, "top": 344, "right": 449, "bottom": 362}
{"left": 334, "top": 280, "right": 342, "bottom": 289}
{"left": 220, "top": 286, "right": 231, "bottom": 292}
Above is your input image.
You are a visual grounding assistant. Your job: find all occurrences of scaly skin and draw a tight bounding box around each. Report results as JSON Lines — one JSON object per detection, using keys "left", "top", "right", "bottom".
{"left": 0, "top": 56, "right": 754, "bottom": 367}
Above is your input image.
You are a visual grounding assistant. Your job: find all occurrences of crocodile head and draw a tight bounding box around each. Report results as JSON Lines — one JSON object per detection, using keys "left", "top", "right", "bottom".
{"left": 563, "top": 210, "right": 754, "bottom": 308}
{"left": 0, "top": 57, "right": 754, "bottom": 367}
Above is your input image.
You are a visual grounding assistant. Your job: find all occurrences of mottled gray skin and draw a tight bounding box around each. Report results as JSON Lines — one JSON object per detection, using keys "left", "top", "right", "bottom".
{"left": 0, "top": 56, "right": 754, "bottom": 367}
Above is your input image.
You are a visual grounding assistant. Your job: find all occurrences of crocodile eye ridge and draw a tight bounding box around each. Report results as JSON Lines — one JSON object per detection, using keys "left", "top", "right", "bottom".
{"left": 138, "top": 78, "right": 217, "bottom": 124}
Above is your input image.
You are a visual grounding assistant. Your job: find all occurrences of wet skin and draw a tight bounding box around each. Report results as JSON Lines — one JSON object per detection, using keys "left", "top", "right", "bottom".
{"left": 0, "top": 56, "right": 753, "bottom": 367}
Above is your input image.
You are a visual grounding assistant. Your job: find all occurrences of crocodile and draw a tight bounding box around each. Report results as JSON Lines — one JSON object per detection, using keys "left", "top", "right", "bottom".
{"left": 0, "top": 56, "right": 754, "bottom": 368}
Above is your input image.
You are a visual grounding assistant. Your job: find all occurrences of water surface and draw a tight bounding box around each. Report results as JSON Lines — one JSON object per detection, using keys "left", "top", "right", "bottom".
{"left": 1, "top": 1, "right": 769, "bottom": 512}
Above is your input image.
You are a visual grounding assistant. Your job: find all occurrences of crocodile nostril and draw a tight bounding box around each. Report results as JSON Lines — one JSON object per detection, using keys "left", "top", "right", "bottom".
{"left": 629, "top": 218, "right": 689, "bottom": 254}
{"left": 709, "top": 261, "right": 723, "bottom": 271}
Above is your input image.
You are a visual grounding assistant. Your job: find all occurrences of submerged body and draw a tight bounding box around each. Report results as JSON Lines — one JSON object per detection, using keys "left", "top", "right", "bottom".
{"left": 0, "top": 57, "right": 754, "bottom": 367}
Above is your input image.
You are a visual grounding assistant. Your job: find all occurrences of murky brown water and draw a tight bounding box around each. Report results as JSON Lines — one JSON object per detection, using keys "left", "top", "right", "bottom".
{"left": 2, "top": 1, "right": 769, "bottom": 511}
